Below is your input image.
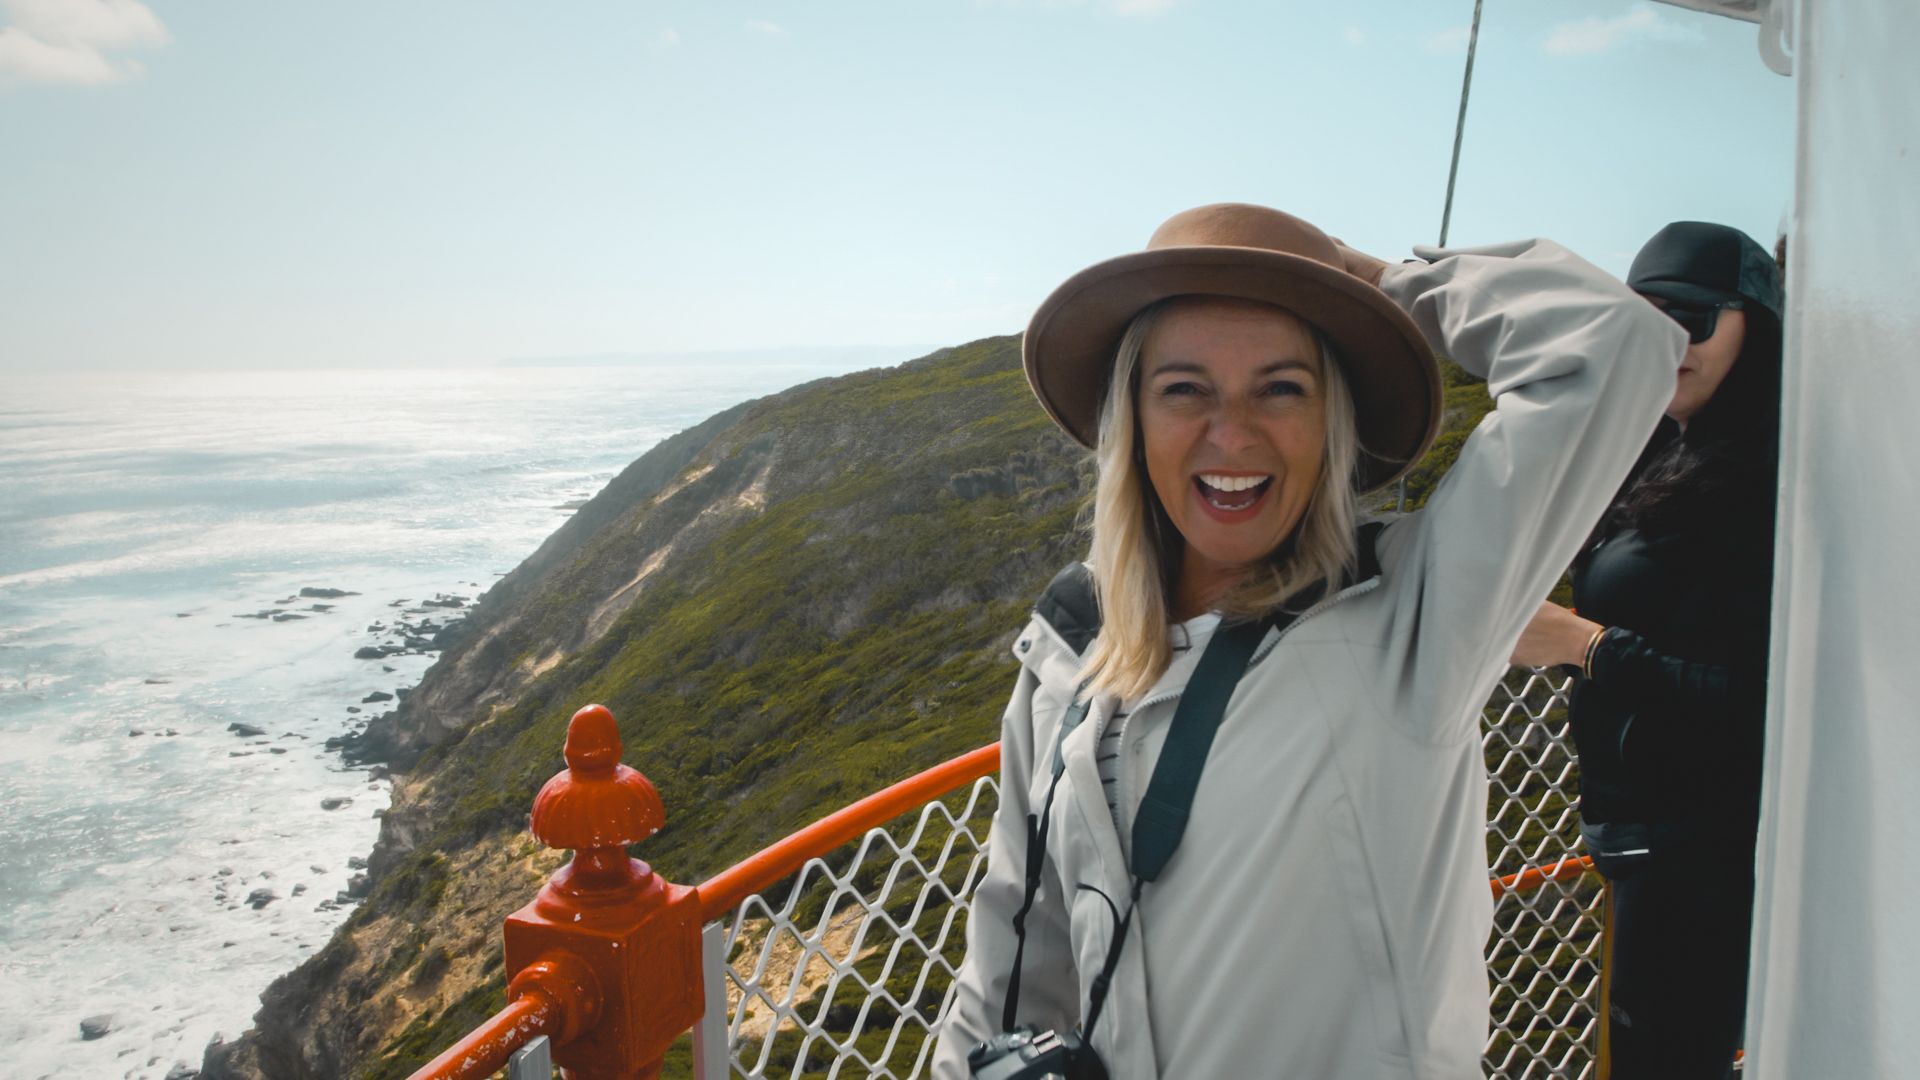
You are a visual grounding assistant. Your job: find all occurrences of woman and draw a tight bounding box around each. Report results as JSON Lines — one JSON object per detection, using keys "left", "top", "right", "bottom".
{"left": 933, "top": 203, "right": 1684, "bottom": 1079}
{"left": 1510, "top": 221, "right": 1784, "bottom": 1079}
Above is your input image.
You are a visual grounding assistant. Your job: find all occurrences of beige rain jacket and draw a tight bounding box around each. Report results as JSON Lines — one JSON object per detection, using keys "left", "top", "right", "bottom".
{"left": 933, "top": 239, "right": 1685, "bottom": 1079}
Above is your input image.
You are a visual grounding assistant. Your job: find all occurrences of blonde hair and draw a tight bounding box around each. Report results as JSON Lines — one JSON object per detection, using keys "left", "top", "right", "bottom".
{"left": 1079, "top": 299, "right": 1361, "bottom": 701}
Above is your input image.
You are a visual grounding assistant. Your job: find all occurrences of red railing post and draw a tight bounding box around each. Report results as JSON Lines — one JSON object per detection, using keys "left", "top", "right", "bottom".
{"left": 411, "top": 704, "right": 702, "bottom": 1080}
{"left": 505, "top": 703, "right": 704, "bottom": 1079}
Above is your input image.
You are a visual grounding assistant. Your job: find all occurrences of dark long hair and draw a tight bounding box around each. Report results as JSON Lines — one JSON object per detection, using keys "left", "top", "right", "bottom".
{"left": 1601, "top": 305, "right": 1783, "bottom": 542}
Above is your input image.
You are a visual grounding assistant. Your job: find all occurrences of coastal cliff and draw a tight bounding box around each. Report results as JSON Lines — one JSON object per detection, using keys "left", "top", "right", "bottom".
{"left": 202, "top": 336, "right": 1093, "bottom": 1078}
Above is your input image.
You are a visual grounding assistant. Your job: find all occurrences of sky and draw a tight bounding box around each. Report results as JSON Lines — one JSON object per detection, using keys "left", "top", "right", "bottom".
{"left": 0, "top": 0, "right": 1796, "bottom": 372}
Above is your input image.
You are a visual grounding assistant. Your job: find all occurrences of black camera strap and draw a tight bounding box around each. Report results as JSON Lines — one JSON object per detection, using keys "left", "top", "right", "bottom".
{"left": 1126, "top": 613, "right": 1273, "bottom": 884}
{"left": 1001, "top": 693, "right": 1089, "bottom": 1033}
{"left": 1084, "top": 612, "right": 1275, "bottom": 1045}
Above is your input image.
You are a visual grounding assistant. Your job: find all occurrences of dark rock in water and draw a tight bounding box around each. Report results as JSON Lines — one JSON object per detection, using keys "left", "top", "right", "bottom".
{"left": 381, "top": 664, "right": 395, "bottom": 673}
{"left": 246, "top": 888, "right": 276, "bottom": 909}
{"left": 270, "top": 613, "right": 308, "bottom": 622}
{"left": 274, "top": 597, "right": 296, "bottom": 605}
{"left": 320, "top": 797, "right": 354, "bottom": 811}
{"left": 228, "top": 751, "right": 251, "bottom": 758}
{"left": 310, "top": 865, "right": 326, "bottom": 874}
{"left": 291, "top": 883, "right": 308, "bottom": 897}
{"left": 307, "top": 604, "right": 334, "bottom": 612}
{"left": 367, "top": 765, "right": 390, "bottom": 781}
{"left": 165, "top": 1064, "right": 199, "bottom": 1080}
{"left": 129, "top": 730, "right": 145, "bottom": 737}
{"left": 347, "top": 855, "right": 368, "bottom": 870}
{"left": 422, "top": 596, "right": 466, "bottom": 608}
{"left": 352, "top": 646, "right": 386, "bottom": 660}
{"left": 176, "top": 613, "right": 193, "bottom": 618}
{"left": 80, "top": 1013, "right": 114, "bottom": 1039}
{"left": 300, "top": 587, "right": 359, "bottom": 599}
{"left": 228, "top": 723, "right": 267, "bottom": 738}
{"left": 346, "top": 873, "right": 371, "bottom": 898}
{"left": 431, "top": 618, "right": 473, "bottom": 651}
{"left": 269, "top": 747, "right": 287, "bottom": 755}
{"left": 330, "top": 710, "right": 400, "bottom": 767}
{"left": 361, "top": 691, "right": 393, "bottom": 703}
{"left": 145, "top": 677, "right": 171, "bottom": 685}
{"left": 346, "top": 707, "right": 361, "bottom": 715}
{"left": 234, "top": 611, "right": 271, "bottom": 620}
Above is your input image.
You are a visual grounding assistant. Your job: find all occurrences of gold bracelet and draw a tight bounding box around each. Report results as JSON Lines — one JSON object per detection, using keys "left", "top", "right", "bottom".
{"left": 1582, "top": 626, "right": 1607, "bottom": 680}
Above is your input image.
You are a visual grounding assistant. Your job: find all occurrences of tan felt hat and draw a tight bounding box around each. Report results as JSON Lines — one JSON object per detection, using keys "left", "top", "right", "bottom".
{"left": 1023, "top": 203, "right": 1441, "bottom": 492}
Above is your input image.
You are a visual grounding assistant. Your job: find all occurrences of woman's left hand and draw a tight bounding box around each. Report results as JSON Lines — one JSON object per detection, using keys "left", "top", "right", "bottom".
{"left": 1511, "top": 601, "right": 1605, "bottom": 669}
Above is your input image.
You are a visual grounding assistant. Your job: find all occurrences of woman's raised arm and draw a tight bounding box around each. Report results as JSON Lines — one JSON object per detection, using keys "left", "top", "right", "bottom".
{"left": 1371, "top": 239, "right": 1686, "bottom": 735}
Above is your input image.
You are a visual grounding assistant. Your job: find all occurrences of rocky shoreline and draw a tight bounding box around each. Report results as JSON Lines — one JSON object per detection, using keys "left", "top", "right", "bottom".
{"left": 188, "top": 578, "right": 491, "bottom": 1080}
{"left": 103, "top": 579, "right": 484, "bottom": 1080}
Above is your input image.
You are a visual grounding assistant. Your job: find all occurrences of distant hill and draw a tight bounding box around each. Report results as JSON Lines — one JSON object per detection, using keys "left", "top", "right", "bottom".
{"left": 203, "top": 336, "right": 1492, "bottom": 1079}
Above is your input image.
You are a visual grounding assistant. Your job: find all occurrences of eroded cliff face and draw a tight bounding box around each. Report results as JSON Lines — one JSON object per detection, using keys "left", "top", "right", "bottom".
{"left": 204, "top": 336, "right": 1093, "bottom": 1079}
{"left": 343, "top": 398, "right": 760, "bottom": 770}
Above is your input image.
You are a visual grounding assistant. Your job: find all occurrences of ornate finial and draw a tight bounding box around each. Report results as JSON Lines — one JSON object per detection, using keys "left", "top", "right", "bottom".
{"left": 467, "top": 701, "right": 701, "bottom": 1080}
{"left": 531, "top": 704, "right": 665, "bottom": 864}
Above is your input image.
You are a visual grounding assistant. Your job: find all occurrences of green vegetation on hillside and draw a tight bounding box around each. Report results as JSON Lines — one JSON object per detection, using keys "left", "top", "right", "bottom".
{"left": 411, "top": 338, "right": 1084, "bottom": 880}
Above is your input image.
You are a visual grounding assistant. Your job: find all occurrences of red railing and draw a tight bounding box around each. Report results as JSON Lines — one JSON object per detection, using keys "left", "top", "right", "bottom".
{"left": 694, "top": 743, "right": 1000, "bottom": 922}
{"left": 408, "top": 704, "right": 1594, "bottom": 1079}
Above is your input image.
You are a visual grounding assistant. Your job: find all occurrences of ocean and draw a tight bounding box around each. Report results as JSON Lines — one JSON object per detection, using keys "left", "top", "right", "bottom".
{"left": 0, "top": 358, "right": 886, "bottom": 1079}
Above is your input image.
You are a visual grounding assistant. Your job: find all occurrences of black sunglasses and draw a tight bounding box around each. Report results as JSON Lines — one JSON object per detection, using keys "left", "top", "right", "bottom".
{"left": 1658, "top": 298, "right": 1743, "bottom": 344}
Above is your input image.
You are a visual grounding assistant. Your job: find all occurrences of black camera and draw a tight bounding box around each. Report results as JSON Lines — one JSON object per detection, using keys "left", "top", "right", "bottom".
{"left": 966, "top": 1025, "right": 1108, "bottom": 1080}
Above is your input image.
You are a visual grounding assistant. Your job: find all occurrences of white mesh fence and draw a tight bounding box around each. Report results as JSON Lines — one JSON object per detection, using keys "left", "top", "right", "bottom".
{"left": 704, "top": 667, "right": 1599, "bottom": 1078}
{"left": 1482, "top": 666, "right": 1603, "bottom": 1080}
{"left": 710, "top": 778, "right": 998, "bottom": 1079}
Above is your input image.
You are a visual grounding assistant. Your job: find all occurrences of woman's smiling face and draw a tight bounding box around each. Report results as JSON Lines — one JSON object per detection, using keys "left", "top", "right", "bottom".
{"left": 1138, "top": 296, "right": 1328, "bottom": 610}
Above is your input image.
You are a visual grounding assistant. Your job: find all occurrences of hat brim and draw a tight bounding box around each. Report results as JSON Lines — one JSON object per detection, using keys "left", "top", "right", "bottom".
{"left": 1023, "top": 246, "right": 1441, "bottom": 493}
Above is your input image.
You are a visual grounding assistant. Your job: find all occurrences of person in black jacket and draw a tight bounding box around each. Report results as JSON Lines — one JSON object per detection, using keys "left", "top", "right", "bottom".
{"left": 1509, "top": 221, "right": 1784, "bottom": 1079}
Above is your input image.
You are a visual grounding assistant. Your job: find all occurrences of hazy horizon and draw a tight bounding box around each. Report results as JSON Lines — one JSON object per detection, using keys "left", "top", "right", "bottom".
{"left": 3, "top": 342, "right": 945, "bottom": 375}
